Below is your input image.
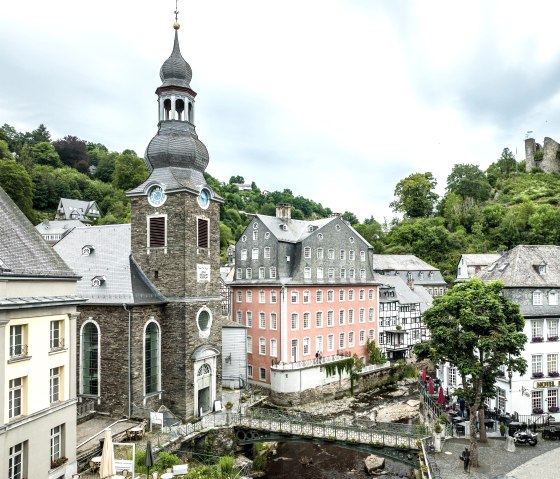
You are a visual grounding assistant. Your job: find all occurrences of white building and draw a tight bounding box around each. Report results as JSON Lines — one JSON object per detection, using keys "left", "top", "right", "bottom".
{"left": 0, "top": 186, "right": 84, "bottom": 479}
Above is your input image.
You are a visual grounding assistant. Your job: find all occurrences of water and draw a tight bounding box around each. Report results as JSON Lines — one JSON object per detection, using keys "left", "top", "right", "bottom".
{"left": 265, "top": 441, "right": 414, "bottom": 479}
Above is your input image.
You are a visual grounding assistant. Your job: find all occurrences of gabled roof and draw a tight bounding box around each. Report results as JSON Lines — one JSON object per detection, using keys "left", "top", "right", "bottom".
{"left": 35, "top": 219, "right": 85, "bottom": 235}
{"left": 378, "top": 274, "right": 433, "bottom": 312}
{"left": 56, "top": 198, "right": 100, "bottom": 221}
{"left": 256, "top": 215, "right": 335, "bottom": 243}
{"left": 0, "top": 186, "right": 77, "bottom": 279}
{"left": 54, "top": 224, "right": 166, "bottom": 305}
{"left": 371, "top": 254, "right": 438, "bottom": 271}
{"left": 459, "top": 254, "right": 501, "bottom": 267}
{"left": 479, "top": 245, "right": 560, "bottom": 288}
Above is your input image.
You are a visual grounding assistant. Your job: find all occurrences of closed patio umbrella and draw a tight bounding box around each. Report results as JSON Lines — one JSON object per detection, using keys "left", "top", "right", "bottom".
{"left": 421, "top": 368, "right": 427, "bottom": 382}
{"left": 99, "top": 428, "right": 116, "bottom": 479}
{"left": 428, "top": 377, "right": 434, "bottom": 394}
{"left": 438, "top": 385, "right": 445, "bottom": 405}
{"left": 145, "top": 440, "right": 155, "bottom": 479}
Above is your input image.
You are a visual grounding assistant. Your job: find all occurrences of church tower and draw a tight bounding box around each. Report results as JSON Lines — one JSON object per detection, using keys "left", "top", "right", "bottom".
{"left": 127, "top": 15, "right": 223, "bottom": 419}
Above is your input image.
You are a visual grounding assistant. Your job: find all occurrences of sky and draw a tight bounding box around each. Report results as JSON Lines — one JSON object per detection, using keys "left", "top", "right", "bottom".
{"left": 2, "top": 1, "right": 560, "bottom": 222}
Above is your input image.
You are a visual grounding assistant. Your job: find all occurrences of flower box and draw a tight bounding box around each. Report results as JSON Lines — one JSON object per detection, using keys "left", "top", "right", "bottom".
{"left": 549, "top": 371, "right": 560, "bottom": 377}
{"left": 50, "top": 457, "right": 68, "bottom": 469}
{"left": 549, "top": 336, "right": 559, "bottom": 342}
{"left": 532, "top": 372, "right": 545, "bottom": 378}
{"left": 533, "top": 407, "right": 544, "bottom": 414}
{"left": 532, "top": 337, "right": 544, "bottom": 343}
{"left": 549, "top": 406, "right": 559, "bottom": 413}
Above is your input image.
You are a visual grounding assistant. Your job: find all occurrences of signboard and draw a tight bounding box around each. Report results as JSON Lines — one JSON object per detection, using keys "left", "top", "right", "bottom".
{"left": 150, "top": 411, "right": 164, "bottom": 426}
{"left": 197, "top": 264, "right": 210, "bottom": 283}
{"left": 534, "top": 380, "right": 559, "bottom": 389}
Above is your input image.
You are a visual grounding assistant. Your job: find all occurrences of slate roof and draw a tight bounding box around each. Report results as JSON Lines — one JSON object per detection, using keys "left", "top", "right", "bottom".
{"left": 0, "top": 186, "right": 77, "bottom": 279}
{"left": 35, "top": 219, "right": 85, "bottom": 237}
{"left": 56, "top": 198, "right": 100, "bottom": 221}
{"left": 460, "top": 253, "right": 502, "bottom": 266}
{"left": 378, "top": 274, "right": 433, "bottom": 312}
{"left": 371, "top": 255, "right": 438, "bottom": 271}
{"left": 479, "top": 245, "right": 560, "bottom": 288}
{"left": 54, "top": 224, "right": 166, "bottom": 305}
{"left": 257, "top": 215, "right": 339, "bottom": 243}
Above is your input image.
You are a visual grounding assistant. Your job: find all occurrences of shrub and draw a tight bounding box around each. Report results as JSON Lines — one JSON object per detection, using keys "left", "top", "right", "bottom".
{"left": 157, "top": 451, "right": 181, "bottom": 472}
{"left": 218, "top": 456, "right": 236, "bottom": 478}
{"left": 433, "top": 423, "right": 442, "bottom": 433}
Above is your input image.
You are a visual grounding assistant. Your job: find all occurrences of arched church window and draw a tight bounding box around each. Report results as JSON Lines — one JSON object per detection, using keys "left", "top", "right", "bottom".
{"left": 81, "top": 322, "right": 99, "bottom": 396}
{"left": 197, "top": 363, "right": 212, "bottom": 376}
{"left": 164, "top": 98, "right": 171, "bottom": 120}
{"left": 176, "top": 99, "right": 185, "bottom": 121}
{"left": 188, "top": 102, "right": 193, "bottom": 122}
{"left": 144, "top": 321, "right": 160, "bottom": 395}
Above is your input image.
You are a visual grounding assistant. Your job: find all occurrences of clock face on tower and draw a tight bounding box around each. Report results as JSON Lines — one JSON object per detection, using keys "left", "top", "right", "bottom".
{"left": 147, "top": 184, "right": 166, "bottom": 207}
{"left": 197, "top": 187, "right": 210, "bottom": 209}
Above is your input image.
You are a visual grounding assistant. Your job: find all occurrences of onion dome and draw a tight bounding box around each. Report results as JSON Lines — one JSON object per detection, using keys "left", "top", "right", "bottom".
{"left": 144, "top": 121, "right": 209, "bottom": 174}
{"left": 159, "top": 30, "right": 192, "bottom": 88}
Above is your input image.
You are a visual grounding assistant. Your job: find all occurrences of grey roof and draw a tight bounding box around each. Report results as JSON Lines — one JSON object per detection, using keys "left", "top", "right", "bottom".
{"left": 479, "top": 245, "right": 560, "bottom": 288}
{"left": 159, "top": 30, "right": 192, "bottom": 89}
{"left": 54, "top": 224, "right": 166, "bottom": 305}
{"left": 459, "top": 254, "right": 501, "bottom": 267}
{"left": 371, "top": 254, "right": 439, "bottom": 271}
{"left": 222, "top": 318, "right": 248, "bottom": 329}
{"left": 378, "top": 274, "right": 433, "bottom": 312}
{"left": 0, "top": 186, "right": 77, "bottom": 278}
{"left": 0, "top": 295, "right": 86, "bottom": 310}
{"left": 56, "top": 198, "right": 100, "bottom": 221}
{"left": 256, "top": 215, "right": 338, "bottom": 243}
{"left": 413, "top": 285, "right": 435, "bottom": 313}
{"left": 35, "top": 219, "right": 85, "bottom": 236}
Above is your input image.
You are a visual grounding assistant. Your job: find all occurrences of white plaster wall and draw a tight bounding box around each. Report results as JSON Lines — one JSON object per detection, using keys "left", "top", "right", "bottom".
{"left": 270, "top": 365, "right": 348, "bottom": 395}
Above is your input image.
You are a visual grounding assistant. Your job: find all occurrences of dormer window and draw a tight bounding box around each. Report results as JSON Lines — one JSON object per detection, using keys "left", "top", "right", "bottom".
{"left": 419, "top": 272, "right": 424, "bottom": 279}
{"left": 429, "top": 271, "right": 434, "bottom": 278}
{"left": 538, "top": 262, "right": 547, "bottom": 275}
{"left": 91, "top": 276, "right": 106, "bottom": 288}
{"left": 82, "top": 245, "right": 94, "bottom": 256}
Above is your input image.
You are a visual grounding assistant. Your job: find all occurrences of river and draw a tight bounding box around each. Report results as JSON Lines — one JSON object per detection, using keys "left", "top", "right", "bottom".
{"left": 261, "top": 380, "right": 420, "bottom": 478}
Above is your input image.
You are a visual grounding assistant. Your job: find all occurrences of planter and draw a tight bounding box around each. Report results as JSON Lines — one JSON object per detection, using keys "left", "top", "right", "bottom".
{"left": 532, "top": 372, "right": 544, "bottom": 379}
{"left": 532, "top": 337, "right": 544, "bottom": 343}
{"left": 50, "top": 457, "right": 68, "bottom": 469}
{"left": 549, "top": 372, "right": 560, "bottom": 377}
{"left": 549, "top": 407, "right": 559, "bottom": 413}
{"left": 533, "top": 408, "right": 544, "bottom": 414}
{"left": 433, "top": 431, "right": 442, "bottom": 452}
{"left": 548, "top": 336, "right": 559, "bottom": 342}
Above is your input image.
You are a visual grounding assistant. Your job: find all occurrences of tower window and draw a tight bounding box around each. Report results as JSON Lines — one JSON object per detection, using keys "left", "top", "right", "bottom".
{"left": 148, "top": 216, "right": 166, "bottom": 247}
{"left": 163, "top": 98, "right": 171, "bottom": 120}
{"left": 188, "top": 102, "right": 193, "bottom": 122}
{"left": 176, "top": 99, "right": 185, "bottom": 121}
{"left": 197, "top": 218, "right": 209, "bottom": 248}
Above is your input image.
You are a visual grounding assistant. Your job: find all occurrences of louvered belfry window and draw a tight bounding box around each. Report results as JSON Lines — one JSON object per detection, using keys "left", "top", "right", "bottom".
{"left": 198, "top": 218, "right": 209, "bottom": 248}
{"left": 149, "top": 216, "right": 166, "bottom": 247}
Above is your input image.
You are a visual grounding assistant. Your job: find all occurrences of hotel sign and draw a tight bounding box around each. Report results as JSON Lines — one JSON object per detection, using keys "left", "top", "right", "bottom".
{"left": 534, "top": 380, "right": 560, "bottom": 389}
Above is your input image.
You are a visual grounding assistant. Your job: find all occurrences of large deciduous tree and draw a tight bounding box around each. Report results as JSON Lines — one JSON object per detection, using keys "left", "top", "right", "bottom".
{"left": 53, "top": 135, "right": 89, "bottom": 172}
{"left": 0, "top": 159, "right": 36, "bottom": 222}
{"left": 112, "top": 151, "right": 148, "bottom": 191}
{"left": 414, "top": 278, "right": 527, "bottom": 468}
{"left": 446, "top": 164, "right": 492, "bottom": 202}
{"left": 390, "top": 172, "right": 438, "bottom": 218}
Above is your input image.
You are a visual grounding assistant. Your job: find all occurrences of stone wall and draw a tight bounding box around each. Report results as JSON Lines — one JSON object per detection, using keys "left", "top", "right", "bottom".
{"left": 525, "top": 136, "right": 560, "bottom": 173}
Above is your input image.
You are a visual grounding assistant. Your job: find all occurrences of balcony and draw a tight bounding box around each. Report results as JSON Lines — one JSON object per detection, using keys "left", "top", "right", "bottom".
{"left": 384, "top": 343, "right": 408, "bottom": 351}
{"left": 50, "top": 338, "right": 66, "bottom": 352}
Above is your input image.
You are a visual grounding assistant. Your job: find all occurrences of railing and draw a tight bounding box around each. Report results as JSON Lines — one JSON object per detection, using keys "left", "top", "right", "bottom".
{"left": 9, "top": 344, "right": 29, "bottom": 358}
{"left": 50, "top": 338, "right": 65, "bottom": 350}
{"left": 360, "top": 361, "right": 391, "bottom": 374}
{"left": 271, "top": 354, "right": 349, "bottom": 370}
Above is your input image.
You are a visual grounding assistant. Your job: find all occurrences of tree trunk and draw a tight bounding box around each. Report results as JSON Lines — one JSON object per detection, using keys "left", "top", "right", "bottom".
{"left": 478, "top": 408, "right": 487, "bottom": 443}
{"left": 469, "top": 383, "right": 482, "bottom": 468}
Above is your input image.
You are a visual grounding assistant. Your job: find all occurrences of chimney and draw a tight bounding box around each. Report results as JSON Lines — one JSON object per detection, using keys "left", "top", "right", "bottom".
{"left": 276, "top": 203, "right": 291, "bottom": 221}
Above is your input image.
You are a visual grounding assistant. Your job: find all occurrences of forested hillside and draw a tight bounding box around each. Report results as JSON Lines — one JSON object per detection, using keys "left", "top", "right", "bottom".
{"left": 2, "top": 123, "right": 560, "bottom": 282}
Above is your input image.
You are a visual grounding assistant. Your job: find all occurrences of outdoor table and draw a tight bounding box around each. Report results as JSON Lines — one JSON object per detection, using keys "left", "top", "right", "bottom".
{"left": 484, "top": 419, "right": 495, "bottom": 430}
{"left": 455, "top": 422, "right": 466, "bottom": 436}
{"left": 129, "top": 427, "right": 144, "bottom": 440}
{"left": 452, "top": 416, "right": 463, "bottom": 423}
{"left": 91, "top": 457, "right": 101, "bottom": 469}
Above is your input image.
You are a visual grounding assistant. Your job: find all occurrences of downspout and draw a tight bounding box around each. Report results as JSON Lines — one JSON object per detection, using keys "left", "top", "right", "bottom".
{"left": 123, "top": 303, "right": 131, "bottom": 418}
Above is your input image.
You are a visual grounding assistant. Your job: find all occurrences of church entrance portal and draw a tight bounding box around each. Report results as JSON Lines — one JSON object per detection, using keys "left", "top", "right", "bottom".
{"left": 197, "top": 363, "right": 212, "bottom": 415}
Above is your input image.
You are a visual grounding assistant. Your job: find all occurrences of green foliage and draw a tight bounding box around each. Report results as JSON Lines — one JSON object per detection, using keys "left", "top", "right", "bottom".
{"left": 53, "top": 135, "right": 90, "bottom": 172}
{"left": 112, "top": 151, "right": 149, "bottom": 191}
{"left": 156, "top": 451, "right": 182, "bottom": 471}
{"left": 218, "top": 456, "right": 237, "bottom": 478}
{"left": 323, "top": 358, "right": 354, "bottom": 377}
{"left": 446, "top": 163, "right": 491, "bottom": 202}
{"left": 29, "top": 141, "right": 63, "bottom": 168}
{"left": 366, "top": 339, "right": 386, "bottom": 365}
{"left": 252, "top": 443, "right": 267, "bottom": 471}
{"left": 0, "top": 159, "right": 37, "bottom": 222}
{"left": 390, "top": 172, "right": 439, "bottom": 218}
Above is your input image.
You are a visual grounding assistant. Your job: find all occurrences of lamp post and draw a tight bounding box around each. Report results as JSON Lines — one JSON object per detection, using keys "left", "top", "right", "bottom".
{"left": 508, "top": 368, "right": 513, "bottom": 414}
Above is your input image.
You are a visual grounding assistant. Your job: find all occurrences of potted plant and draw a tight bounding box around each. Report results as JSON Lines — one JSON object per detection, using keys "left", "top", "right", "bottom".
{"left": 433, "top": 422, "right": 443, "bottom": 452}
{"left": 549, "top": 371, "right": 560, "bottom": 377}
{"left": 50, "top": 457, "right": 68, "bottom": 469}
{"left": 532, "top": 336, "right": 544, "bottom": 343}
{"left": 548, "top": 336, "right": 559, "bottom": 342}
{"left": 533, "top": 407, "right": 544, "bottom": 414}
{"left": 549, "top": 406, "right": 559, "bottom": 413}
{"left": 499, "top": 422, "right": 506, "bottom": 437}
{"left": 532, "top": 372, "right": 545, "bottom": 378}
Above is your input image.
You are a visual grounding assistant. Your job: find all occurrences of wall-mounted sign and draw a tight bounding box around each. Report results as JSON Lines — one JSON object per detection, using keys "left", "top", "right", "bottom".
{"left": 534, "top": 380, "right": 559, "bottom": 389}
{"left": 197, "top": 264, "right": 210, "bottom": 283}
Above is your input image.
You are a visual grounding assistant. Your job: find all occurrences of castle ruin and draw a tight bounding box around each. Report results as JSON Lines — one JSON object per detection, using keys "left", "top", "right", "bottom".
{"left": 525, "top": 136, "right": 560, "bottom": 173}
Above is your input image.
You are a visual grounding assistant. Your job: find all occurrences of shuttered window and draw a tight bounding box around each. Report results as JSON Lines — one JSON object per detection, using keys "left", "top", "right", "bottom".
{"left": 198, "top": 218, "right": 209, "bottom": 248}
{"left": 149, "top": 217, "right": 166, "bottom": 247}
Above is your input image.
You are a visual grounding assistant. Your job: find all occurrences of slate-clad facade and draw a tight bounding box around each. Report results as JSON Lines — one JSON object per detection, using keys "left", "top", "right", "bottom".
{"left": 232, "top": 206, "right": 380, "bottom": 388}
{"left": 54, "top": 22, "right": 223, "bottom": 421}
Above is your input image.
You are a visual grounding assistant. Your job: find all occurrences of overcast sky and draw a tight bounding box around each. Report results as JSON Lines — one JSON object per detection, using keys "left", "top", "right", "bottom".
{"left": 2, "top": 0, "right": 560, "bottom": 222}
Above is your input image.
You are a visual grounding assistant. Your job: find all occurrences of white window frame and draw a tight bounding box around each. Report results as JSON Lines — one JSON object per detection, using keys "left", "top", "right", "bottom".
{"left": 270, "top": 313, "right": 278, "bottom": 330}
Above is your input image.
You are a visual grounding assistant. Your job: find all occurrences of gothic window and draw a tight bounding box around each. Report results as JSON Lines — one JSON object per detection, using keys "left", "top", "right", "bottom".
{"left": 81, "top": 322, "right": 99, "bottom": 396}
{"left": 144, "top": 321, "right": 160, "bottom": 395}
{"left": 197, "top": 218, "right": 209, "bottom": 249}
{"left": 148, "top": 216, "right": 166, "bottom": 248}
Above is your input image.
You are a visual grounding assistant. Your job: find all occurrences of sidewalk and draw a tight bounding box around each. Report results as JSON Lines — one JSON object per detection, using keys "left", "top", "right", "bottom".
{"left": 433, "top": 435, "right": 560, "bottom": 478}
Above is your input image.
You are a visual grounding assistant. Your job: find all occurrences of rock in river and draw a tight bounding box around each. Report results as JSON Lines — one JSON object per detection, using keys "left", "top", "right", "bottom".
{"left": 364, "top": 454, "right": 385, "bottom": 473}
{"left": 373, "top": 401, "right": 420, "bottom": 423}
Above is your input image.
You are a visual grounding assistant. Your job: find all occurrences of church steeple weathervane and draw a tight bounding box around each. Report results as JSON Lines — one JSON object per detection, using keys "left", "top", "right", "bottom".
{"left": 174, "top": 0, "right": 180, "bottom": 29}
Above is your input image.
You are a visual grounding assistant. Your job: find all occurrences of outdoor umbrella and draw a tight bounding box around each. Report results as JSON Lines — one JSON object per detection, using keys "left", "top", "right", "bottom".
{"left": 99, "top": 428, "right": 116, "bottom": 479}
{"left": 421, "top": 368, "right": 427, "bottom": 382}
{"left": 438, "top": 385, "right": 445, "bottom": 405}
{"left": 428, "top": 377, "right": 435, "bottom": 394}
{"left": 145, "top": 440, "right": 155, "bottom": 479}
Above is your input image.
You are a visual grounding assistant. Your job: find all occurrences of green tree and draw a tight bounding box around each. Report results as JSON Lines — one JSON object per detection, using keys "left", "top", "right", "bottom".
{"left": 366, "top": 339, "right": 386, "bottom": 365}
{"left": 29, "top": 141, "right": 63, "bottom": 168}
{"left": 414, "top": 278, "right": 526, "bottom": 468}
{"left": 390, "top": 172, "right": 438, "bottom": 218}
{"left": 342, "top": 211, "right": 359, "bottom": 225}
{"left": 0, "top": 140, "right": 11, "bottom": 159}
{"left": 446, "top": 164, "right": 492, "bottom": 202}
{"left": 229, "top": 175, "right": 244, "bottom": 184}
{"left": 95, "top": 152, "right": 117, "bottom": 183}
{"left": 112, "top": 152, "right": 148, "bottom": 191}
{"left": 0, "top": 159, "right": 36, "bottom": 222}
{"left": 53, "top": 135, "right": 89, "bottom": 172}
{"left": 354, "top": 217, "right": 384, "bottom": 253}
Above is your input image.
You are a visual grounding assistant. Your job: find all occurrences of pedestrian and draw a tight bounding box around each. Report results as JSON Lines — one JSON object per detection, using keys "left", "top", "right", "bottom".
{"left": 459, "top": 398, "right": 466, "bottom": 418}
{"left": 460, "top": 446, "right": 470, "bottom": 473}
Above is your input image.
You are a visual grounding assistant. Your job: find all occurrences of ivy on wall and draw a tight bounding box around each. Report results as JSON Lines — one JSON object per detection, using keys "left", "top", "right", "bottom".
{"left": 323, "top": 358, "right": 354, "bottom": 378}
